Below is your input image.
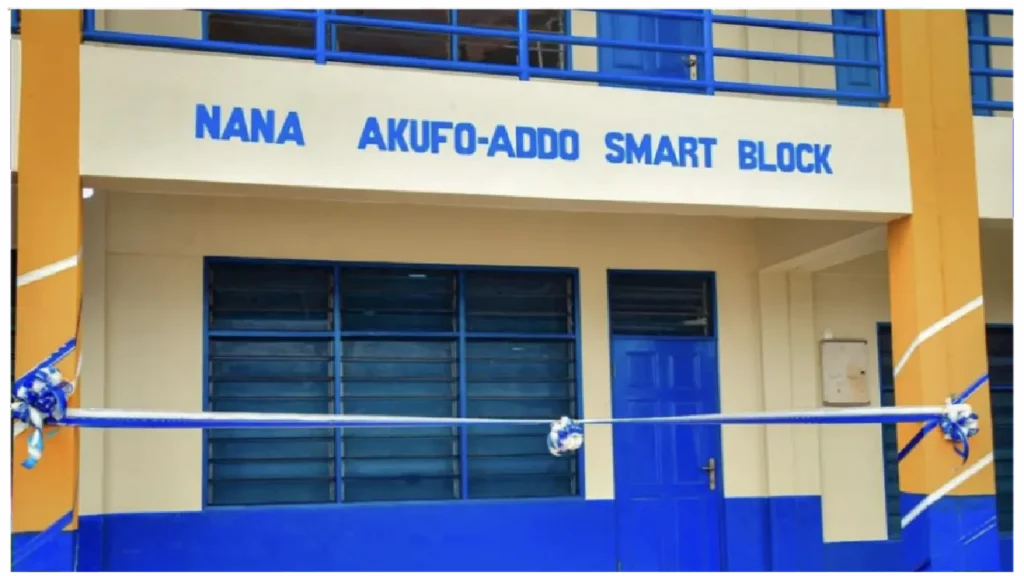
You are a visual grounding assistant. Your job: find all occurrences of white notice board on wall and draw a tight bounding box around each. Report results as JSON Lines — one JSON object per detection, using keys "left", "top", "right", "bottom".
{"left": 820, "top": 338, "right": 870, "bottom": 406}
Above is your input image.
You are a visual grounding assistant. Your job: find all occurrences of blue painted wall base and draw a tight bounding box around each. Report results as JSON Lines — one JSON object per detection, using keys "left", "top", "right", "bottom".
{"left": 900, "top": 492, "right": 1002, "bottom": 571}
{"left": 77, "top": 500, "right": 616, "bottom": 572}
{"left": 65, "top": 495, "right": 1013, "bottom": 571}
{"left": 724, "top": 496, "right": 900, "bottom": 571}
{"left": 723, "top": 495, "right": 1012, "bottom": 572}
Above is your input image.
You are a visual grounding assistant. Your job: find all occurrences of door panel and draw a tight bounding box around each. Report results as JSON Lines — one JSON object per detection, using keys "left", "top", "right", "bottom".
{"left": 832, "top": 10, "right": 880, "bottom": 106}
{"left": 612, "top": 337, "right": 722, "bottom": 571}
{"left": 598, "top": 11, "right": 703, "bottom": 93}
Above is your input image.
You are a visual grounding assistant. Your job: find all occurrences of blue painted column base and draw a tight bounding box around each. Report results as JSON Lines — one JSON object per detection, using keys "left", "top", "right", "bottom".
{"left": 12, "top": 530, "right": 77, "bottom": 572}
{"left": 900, "top": 493, "right": 1001, "bottom": 571}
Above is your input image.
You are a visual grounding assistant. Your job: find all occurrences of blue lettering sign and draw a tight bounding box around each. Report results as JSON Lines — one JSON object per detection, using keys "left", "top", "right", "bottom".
{"left": 358, "top": 116, "right": 580, "bottom": 162}
{"left": 737, "top": 140, "right": 832, "bottom": 174}
{"left": 195, "top": 104, "right": 305, "bottom": 146}
{"left": 353, "top": 116, "right": 833, "bottom": 176}
{"left": 604, "top": 132, "right": 717, "bottom": 168}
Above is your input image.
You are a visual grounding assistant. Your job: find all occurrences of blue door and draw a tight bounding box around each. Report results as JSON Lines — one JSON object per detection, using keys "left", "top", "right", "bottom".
{"left": 612, "top": 338, "right": 723, "bottom": 571}
{"left": 832, "top": 10, "right": 880, "bottom": 106}
{"left": 967, "top": 11, "right": 993, "bottom": 116}
{"left": 597, "top": 11, "right": 703, "bottom": 92}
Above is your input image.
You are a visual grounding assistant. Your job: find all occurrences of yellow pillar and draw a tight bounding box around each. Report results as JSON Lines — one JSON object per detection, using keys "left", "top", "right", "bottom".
{"left": 885, "top": 10, "right": 998, "bottom": 571}
{"left": 12, "top": 9, "right": 83, "bottom": 568}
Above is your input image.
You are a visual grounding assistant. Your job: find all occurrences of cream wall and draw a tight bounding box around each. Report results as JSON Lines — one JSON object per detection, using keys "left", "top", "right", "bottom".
{"left": 77, "top": 42, "right": 911, "bottom": 217}
{"left": 94, "top": 10, "right": 201, "bottom": 38}
{"left": 712, "top": 9, "right": 836, "bottom": 105}
{"left": 974, "top": 116, "right": 1014, "bottom": 220}
{"left": 78, "top": 191, "right": 1013, "bottom": 547}
{"left": 79, "top": 190, "right": 769, "bottom": 515}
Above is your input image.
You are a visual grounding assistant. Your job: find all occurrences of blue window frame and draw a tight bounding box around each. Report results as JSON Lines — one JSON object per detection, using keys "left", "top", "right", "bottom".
{"left": 204, "top": 258, "right": 581, "bottom": 506}
{"left": 877, "top": 323, "right": 1013, "bottom": 537}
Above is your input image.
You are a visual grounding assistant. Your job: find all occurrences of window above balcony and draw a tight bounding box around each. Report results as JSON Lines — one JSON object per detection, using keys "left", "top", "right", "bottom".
{"left": 205, "top": 10, "right": 569, "bottom": 70}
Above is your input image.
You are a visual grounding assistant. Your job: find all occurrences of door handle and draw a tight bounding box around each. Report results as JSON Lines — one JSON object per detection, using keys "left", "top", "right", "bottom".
{"left": 701, "top": 457, "right": 716, "bottom": 491}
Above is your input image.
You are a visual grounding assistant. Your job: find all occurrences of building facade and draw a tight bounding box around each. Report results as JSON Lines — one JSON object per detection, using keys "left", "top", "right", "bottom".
{"left": 10, "top": 9, "right": 1014, "bottom": 572}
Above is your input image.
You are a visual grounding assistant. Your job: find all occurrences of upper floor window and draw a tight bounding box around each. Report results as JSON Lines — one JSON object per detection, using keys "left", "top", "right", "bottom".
{"left": 204, "top": 10, "right": 568, "bottom": 70}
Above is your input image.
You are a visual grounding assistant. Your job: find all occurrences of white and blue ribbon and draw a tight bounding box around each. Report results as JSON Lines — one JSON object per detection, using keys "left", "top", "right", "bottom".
{"left": 12, "top": 346, "right": 983, "bottom": 467}
{"left": 897, "top": 373, "right": 989, "bottom": 463}
{"left": 55, "top": 404, "right": 951, "bottom": 430}
{"left": 11, "top": 338, "right": 77, "bottom": 469}
{"left": 13, "top": 402, "right": 983, "bottom": 464}
{"left": 12, "top": 368, "right": 74, "bottom": 469}
{"left": 548, "top": 416, "right": 584, "bottom": 456}
{"left": 938, "top": 398, "right": 980, "bottom": 463}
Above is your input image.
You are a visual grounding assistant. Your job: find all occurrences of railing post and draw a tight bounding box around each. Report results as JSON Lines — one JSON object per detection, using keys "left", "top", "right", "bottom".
{"left": 327, "top": 7, "right": 339, "bottom": 56}
{"left": 314, "top": 9, "right": 326, "bottom": 64}
{"left": 563, "top": 11, "right": 574, "bottom": 70}
{"left": 517, "top": 9, "right": 530, "bottom": 81}
{"left": 82, "top": 9, "right": 95, "bottom": 34}
{"left": 702, "top": 10, "right": 716, "bottom": 95}
{"left": 875, "top": 10, "right": 889, "bottom": 103}
{"left": 450, "top": 10, "right": 459, "bottom": 61}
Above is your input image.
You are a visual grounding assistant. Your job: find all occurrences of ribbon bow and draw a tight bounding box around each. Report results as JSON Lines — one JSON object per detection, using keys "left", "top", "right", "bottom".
{"left": 547, "top": 416, "right": 584, "bottom": 456}
{"left": 939, "top": 398, "right": 980, "bottom": 463}
{"left": 11, "top": 366, "right": 74, "bottom": 469}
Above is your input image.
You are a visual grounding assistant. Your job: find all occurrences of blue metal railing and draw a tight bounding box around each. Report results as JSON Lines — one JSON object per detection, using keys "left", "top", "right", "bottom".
{"left": 967, "top": 9, "right": 1013, "bottom": 114}
{"left": 10, "top": 9, "right": 892, "bottom": 104}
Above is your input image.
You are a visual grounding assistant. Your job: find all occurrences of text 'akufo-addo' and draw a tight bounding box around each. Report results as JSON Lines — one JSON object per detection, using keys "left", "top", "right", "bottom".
{"left": 356, "top": 116, "right": 833, "bottom": 175}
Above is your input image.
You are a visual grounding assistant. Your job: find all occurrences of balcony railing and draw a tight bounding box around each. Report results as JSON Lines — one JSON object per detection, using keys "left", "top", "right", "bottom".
{"left": 13, "top": 9, "right": 893, "bottom": 105}
{"left": 12, "top": 9, "right": 1012, "bottom": 114}
{"left": 966, "top": 9, "right": 1013, "bottom": 114}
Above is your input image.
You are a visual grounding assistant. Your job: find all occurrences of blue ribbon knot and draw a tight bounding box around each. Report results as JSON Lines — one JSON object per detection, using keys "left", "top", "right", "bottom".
{"left": 897, "top": 374, "right": 989, "bottom": 464}
{"left": 11, "top": 366, "right": 74, "bottom": 469}
{"left": 939, "top": 398, "right": 980, "bottom": 463}
{"left": 547, "top": 416, "right": 584, "bottom": 456}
